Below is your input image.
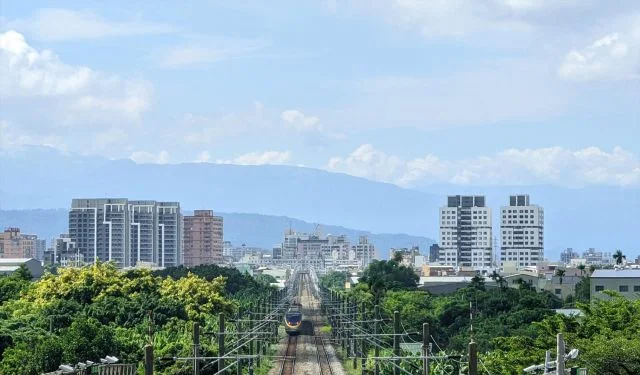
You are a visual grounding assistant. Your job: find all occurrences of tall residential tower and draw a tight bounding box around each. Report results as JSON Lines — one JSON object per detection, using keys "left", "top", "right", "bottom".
{"left": 500, "top": 194, "right": 544, "bottom": 269}
{"left": 69, "top": 198, "right": 181, "bottom": 268}
{"left": 439, "top": 195, "right": 492, "bottom": 269}
{"left": 183, "top": 210, "right": 224, "bottom": 267}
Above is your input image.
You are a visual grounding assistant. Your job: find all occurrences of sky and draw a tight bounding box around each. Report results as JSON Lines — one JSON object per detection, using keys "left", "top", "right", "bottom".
{"left": 1, "top": 0, "right": 639, "bottom": 189}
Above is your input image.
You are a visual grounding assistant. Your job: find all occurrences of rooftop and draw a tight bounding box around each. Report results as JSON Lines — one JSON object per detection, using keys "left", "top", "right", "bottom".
{"left": 0, "top": 258, "right": 35, "bottom": 265}
{"left": 591, "top": 269, "right": 640, "bottom": 278}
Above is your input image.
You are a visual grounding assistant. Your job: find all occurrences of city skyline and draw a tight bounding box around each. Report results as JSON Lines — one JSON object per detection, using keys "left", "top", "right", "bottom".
{"left": 1, "top": 3, "right": 638, "bottom": 373}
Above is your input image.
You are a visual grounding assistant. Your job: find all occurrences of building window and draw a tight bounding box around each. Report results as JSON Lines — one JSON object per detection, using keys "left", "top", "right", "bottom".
{"left": 595, "top": 285, "right": 604, "bottom": 292}
{"left": 634, "top": 286, "right": 640, "bottom": 292}
{"left": 555, "top": 289, "right": 561, "bottom": 295}
{"left": 619, "top": 285, "right": 629, "bottom": 292}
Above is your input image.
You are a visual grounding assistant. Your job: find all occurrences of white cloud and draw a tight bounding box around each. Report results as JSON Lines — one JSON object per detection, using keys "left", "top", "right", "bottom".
{"left": 0, "top": 30, "right": 151, "bottom": 118}
{"left": 159, "top": 38, "right": 270, "bottom": 68}
{"left": 327, "top": 145, "right": 640, "bottom": 188}
{"left": 327, "top": 144, "right": 404, "bottom": 182}
{"left": 216, "top": 151, "right": 292, "bottom": 166}
{"left": 7, "top": 8, "right": 176, "bottom": 41}
{"left": 0, "top": 120, "right": 57, "bottom": 152}
{"left": 195, "top": 151, "right": 212, "bottom": 163}
{"left": 281, "top": 109, "right": 323, "bottom": 132}
{"left": 130, "top": 150, "right": 170, "bottom": 164}
{"left": 558, "top": 16, "right": 640, "bottom": 81}
{"left": 341, "top": 0, "right": 594, "bottom": 40}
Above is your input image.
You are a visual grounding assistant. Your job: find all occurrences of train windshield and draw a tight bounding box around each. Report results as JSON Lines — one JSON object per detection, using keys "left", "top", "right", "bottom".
{"left": 285, "top": 312, "right": 302, "bottom": 325}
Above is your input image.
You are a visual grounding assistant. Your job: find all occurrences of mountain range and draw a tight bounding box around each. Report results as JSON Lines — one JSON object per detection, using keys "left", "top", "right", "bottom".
{"left": 0, "top": 146, "right": 638, "bottom": 259}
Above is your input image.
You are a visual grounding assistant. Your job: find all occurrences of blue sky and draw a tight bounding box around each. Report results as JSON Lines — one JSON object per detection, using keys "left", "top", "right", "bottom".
{"left": 1, "top": 0, "right": 639, "bottom": 188}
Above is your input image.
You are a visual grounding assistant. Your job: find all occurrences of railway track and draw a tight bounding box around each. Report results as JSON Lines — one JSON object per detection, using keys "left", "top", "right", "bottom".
{"left": 315, "top": 336, "right": 334, "bottom": 375}
{"left": 280, "top": 335, "right": 298, "bottom": 375}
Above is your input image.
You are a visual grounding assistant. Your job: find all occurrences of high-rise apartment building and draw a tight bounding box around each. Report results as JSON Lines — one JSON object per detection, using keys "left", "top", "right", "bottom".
{"left": 324, "top": 235, "right": 350, "bottom": 260}
{"left": 500, "top": 194, "right": 544, "bottom": 269}
{"left": 439, "top": 195, "right": 492, "bottom": 269}
{"left": 0, "top": 228, "right": 37, "bottom": 259}
{"left": 69, "top": 198, "right": 181, "bottom": 268}
{"left": 352, "top": 236, "right": 375, "bottom": 267}
{"left": 277, "top": 230, "right": 375, "bottom": 267}
{"left": 183, "top": 210, "right": 223, "bottom": 267}
{"left": 560, "top": 248, "right": 580, "bottom": 264}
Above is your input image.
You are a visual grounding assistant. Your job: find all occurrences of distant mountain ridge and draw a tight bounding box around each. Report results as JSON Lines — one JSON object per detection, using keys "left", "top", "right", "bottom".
{"left": 0, "top": 209, "right": 434, "bottom": 258}
{"left": 0, "top": 146, "right": 638, "bottom": 260}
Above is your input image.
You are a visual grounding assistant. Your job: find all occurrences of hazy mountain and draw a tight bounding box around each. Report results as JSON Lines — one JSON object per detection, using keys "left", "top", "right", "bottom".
{"left": 1, "top": 146, "right": 638, "bottom": 259}
{"left": 0, "top": 209, "right": 434, "bottom": 257}
{"left": 0, "top": 146, "right": 441, "bottom": 235}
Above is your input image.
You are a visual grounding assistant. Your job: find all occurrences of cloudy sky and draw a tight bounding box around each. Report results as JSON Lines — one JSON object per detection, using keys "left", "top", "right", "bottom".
{"left": 1, "top": 1, "right": 638, "bottom": 188}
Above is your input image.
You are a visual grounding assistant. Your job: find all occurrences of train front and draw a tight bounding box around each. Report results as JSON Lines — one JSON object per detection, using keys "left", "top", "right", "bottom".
{"left": 284, "top": 306, "right": 302, "bottom": 335}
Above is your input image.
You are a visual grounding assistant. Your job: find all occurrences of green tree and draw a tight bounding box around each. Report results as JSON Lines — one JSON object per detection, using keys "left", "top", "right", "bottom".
{"left": 613, "top": 250, "right": 626, "bottom": 265}
{"left": 577, "top": 264, "right": 586, "bottom": 276}
{"left": 60, "top": 317, "right": 117, "bottom": 363}
{"left": 254, "top": 274, "right": 277, "bottom": 286}
{"left": 381, "top": 290, "right": 434, "bottom": 331}
{"left": 470, "top": 275, "right": 485, "bottom": 291}
{"left": 555, "top": 269, "right": 566, "bottom": 285}
{"left": 13, "top": 265, "right": 33, "bottom": 281}
{"left": 489, "top": 270, "right": 506, "bottom": 290}
{"left": 319, "top": 271, "right": 349, "bottom": 290}
{"left": 574, "top": 276, "right": 590, "bottom": 303}
{"left": 359, "top": 259, "right": 418, "bottom": 302}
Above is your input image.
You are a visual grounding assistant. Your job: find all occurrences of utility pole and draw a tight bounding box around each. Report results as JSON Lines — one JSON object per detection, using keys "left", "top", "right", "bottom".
{"left": 236, "top": 311, "right": 242, "bottom": 375}
{"left": 374, "top": 305, "right": 380, "bottom": 375}
{"left": 361, "top": 301, "right": 366, "bottom": 375}
{"left": 468, "top": 340, "right": 478, "bottom": 375}
{"left": 423, "top": 323, "right": 429, "bottom": 375}
{"left": 557, "top": 333, "right": 565, "bottom": 375}
{"left": 393, "top": 310, "right": 400, "bottom": 375}
{"left": 218, "top": 313, "right": 225, "bottom": 374}
{"left": 342, "top": 294, "right": 346, "bottom": 353}
{"left": 193, "top": 322, "right": 200, "bottom": 375}
{"left": 249, "top": 303, "right": 255, "bottom": 375}
{"left": 352, "top": 297, "right": 357, "bottom": 370}
{"left": 524, "top": 332, "right": 579, "bottom": 375}
{"left": 144, "top": 344, "right": 154, "bottom": 375}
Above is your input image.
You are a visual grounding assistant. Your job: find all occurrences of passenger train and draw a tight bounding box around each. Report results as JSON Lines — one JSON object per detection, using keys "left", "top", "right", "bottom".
{"left": 284, "top": 304, "right": 302, "bottom": 335}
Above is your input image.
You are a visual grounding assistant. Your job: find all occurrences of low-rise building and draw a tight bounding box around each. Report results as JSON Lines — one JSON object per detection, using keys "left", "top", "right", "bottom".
{"left": 418, "top": 276, "right": 495, "bottom": 295}
{"left": 0, "top": 228, "right": 38, "bottom": 259}
{"left": 582, "top": 248, "right": 612, "bottom": 266}
{"left": 591, "top": 269, "right": 640, "bottom": 301}
{"left": 503, "top": 267, "right": 582, "bottom": 300}
{"left": 0, "top": 258, "right": 44, "bottom": 279}
{"left": 422, "top": 264, "right": 456, "bottom": 277}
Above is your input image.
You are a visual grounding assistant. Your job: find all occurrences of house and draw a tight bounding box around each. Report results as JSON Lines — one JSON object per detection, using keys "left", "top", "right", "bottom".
{"left": 503, "top": 269, "right": 582, "bottom": 300}
{"left": 418, "top": 276, "right": 496, "bottom": 295}
{"left": 591, "top": 269, "right": 640, "bottom": 301}
{"left": 0, "top": 258, "right": 44, "bottom": 279}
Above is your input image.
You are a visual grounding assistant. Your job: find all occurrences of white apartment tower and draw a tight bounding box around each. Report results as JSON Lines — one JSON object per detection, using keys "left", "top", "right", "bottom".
{"left": 439, "top": 195, "right": 492, "bottom": 269}
{"left": 69, "top": 198, "right": 181, "bottom": 268}
{"left": 500, "top": 194, "right": 544, "bottom": 269}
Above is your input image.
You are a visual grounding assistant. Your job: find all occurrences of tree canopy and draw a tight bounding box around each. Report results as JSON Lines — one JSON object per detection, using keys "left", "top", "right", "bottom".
{"left": 358, "top": 259, "right": 419, "bottom": 301}
{"left": 0, "top": 262, "right": 273, "bottom": 375}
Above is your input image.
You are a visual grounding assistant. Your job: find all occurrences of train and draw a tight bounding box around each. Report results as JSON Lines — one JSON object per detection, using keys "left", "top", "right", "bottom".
{"left": 284, "top": 305, "right": 302, "bottom": 335}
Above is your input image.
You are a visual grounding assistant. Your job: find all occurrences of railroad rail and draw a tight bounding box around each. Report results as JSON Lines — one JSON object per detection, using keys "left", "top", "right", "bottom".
{"left": 315, "top": 336, "right": 334, "bottom": 375}
{"left": 279, "top": 335, "right": 298, "bottom": 375}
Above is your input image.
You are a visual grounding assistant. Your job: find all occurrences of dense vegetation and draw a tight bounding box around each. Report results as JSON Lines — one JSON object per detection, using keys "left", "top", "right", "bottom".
{"left": 0, "top": 263, "right": 273, "bottom": 374}
{"left": 324, "top": 259, "right": 640, "bottom": 374}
